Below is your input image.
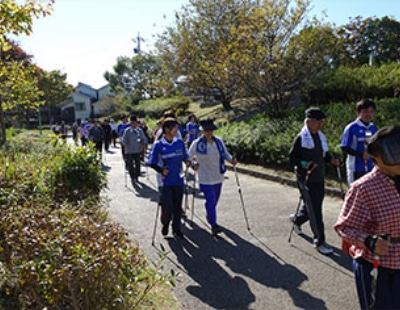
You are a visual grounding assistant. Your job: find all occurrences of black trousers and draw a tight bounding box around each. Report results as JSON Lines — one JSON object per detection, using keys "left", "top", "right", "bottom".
{"left": 161, "top": 186, "right": 184, "bottom": 233}
{"left": 125, "top": 153, "right": 141, "bottom": 180}
{"left": 294, "top": 181, "right": 326, "bottom": 245}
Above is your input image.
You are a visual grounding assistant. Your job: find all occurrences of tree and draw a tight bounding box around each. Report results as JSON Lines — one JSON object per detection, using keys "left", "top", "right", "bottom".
{"left": 104, "top": 53, "right": 162, "bottom": 99}
{"left": 156, "top": 0, "right": 336, "bottom": 113}
{"left": 36, "top": 68, "right": 74, "bottom": 123}
{"left": 0, "top": 0, "right": 54, "bottom": 145}
{"left": 337, "top": 16, "right": 400, "bottom": 66}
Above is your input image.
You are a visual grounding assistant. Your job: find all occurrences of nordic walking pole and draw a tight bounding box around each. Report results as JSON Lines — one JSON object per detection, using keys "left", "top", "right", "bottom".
{"left": 233, "top": 165, "right": 250, "bottom": 231}
{"left": 288, "top": 195, "right": 303, "bottom": 243}
{"left": 336, "top": 165, "right": 345, "bottom": 200}
{"left": 151, "top": 202, "right": 161, "bottom": 246}
{"left": 288, "top": 165, "right": 315, "bottom": 242}
{"left": 190, "top": 170, "right": 197, "bottom": 227}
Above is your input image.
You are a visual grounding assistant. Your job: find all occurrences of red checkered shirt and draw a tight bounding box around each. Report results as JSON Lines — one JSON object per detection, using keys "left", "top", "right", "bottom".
{"left": 334, "top": 167, "right": 400, "bottom": 269}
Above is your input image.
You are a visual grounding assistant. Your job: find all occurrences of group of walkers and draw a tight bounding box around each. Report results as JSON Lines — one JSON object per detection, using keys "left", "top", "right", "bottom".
{"left": 146, "top": 111, "right": 237, "bottom": 238}
{"left": 288, "top": 99, "right": 400, "bottom": 309}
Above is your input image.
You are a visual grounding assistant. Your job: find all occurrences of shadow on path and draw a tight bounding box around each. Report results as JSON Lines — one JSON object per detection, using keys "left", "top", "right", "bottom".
{"left": 166, "top": 223, "right": 327, "bottom": 310}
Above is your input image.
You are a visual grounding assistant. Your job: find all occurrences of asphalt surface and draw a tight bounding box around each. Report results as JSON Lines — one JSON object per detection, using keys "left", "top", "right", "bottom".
{"left": 101, "top": 146, "right": 358, "bottom": 310}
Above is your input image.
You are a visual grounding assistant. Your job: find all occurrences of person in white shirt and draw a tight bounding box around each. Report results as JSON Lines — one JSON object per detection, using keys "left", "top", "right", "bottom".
{"left": 188, "top": 118, "right": 237, "bottom": 236}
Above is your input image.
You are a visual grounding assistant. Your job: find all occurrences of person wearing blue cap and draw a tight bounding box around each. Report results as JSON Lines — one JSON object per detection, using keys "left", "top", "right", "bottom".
{"left": 289, "top": 107, "right": 340, "bottom": 255}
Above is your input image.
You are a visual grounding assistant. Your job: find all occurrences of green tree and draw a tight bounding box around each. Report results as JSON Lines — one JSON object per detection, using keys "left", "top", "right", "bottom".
{"left": 337, "top": 16, "right": 400, "bottom": 66}
{"left": 36, "top": 68, "right": 74, "bottom": 123}
{"left": 0, "top": 0, "right": 54, "bottom": 145}
{"left": 104, "top": 53, "right": 162, "bottom": 100}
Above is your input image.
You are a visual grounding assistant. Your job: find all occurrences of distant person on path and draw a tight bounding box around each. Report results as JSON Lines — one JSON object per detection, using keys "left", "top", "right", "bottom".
{"left": 109, "top": 118, "right": 118, "bottom": 148}
{"left": 101, "top": 118, "right": 112, "bottom": 152}
{"left": 289, "top": 107, "right": 340, "bottom": 255}
{"left": 121, "top": 115, "right": 145, "bottom": 184}
{"left": 188, "top": 118, "right": 237, "bottom": 236}
{"left": 89, "top": 119, "right": 105, "bottom": 159}
{"left": 335, "top": 125, "right": 400, "bottom": 310}
{"left": 79, "top": 123, "right": 86, "bottom": 146}
{"left": 116, "top": 115, "right": 130, "bottom": 161}
{"left": 340, "top": 98, "right": 377, "bottom": 186}
{"left": 185, "top": 114, "right": 199, "bottom": 149}
{"left": 147, "top": 117, "right": 191, "bottom": 239}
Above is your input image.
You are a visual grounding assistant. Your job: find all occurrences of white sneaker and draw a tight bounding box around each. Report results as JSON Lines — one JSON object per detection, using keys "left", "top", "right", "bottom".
{"left": 316, "top": 243, "right": 333, "bottom": 255}
{"left": 289, "top": 215, "right": 303, "bottom": 235}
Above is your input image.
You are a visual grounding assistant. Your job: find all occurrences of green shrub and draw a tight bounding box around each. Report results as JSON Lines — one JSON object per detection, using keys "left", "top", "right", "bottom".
{"left": 132, "top": 96, "right": 191, "bottom": 119}
{"left": 52, "top": 143, "right": 107, "bottom": 203}
{"left": 0, "top": 133, "right": 173, "bottom": 309}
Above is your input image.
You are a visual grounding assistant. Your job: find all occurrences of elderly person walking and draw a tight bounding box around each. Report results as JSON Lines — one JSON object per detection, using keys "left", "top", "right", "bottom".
{"left": 288, "top": 107, "right": 340, "bottom": 255}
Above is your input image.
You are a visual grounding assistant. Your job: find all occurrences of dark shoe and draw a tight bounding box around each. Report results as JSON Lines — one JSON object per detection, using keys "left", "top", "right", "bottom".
{"left": 161, "top": 225, "right": 168, "bottom": 236}
{"left": 174, "top": 230, "right": 184, "bottom": 239}
{"left": 212, "top": 225, "right": 223, "bottom": 236}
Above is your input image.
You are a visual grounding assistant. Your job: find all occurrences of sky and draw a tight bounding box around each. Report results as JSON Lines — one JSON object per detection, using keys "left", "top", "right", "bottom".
{"left": 14, "top": 0, "right": 400, "bottom": 89}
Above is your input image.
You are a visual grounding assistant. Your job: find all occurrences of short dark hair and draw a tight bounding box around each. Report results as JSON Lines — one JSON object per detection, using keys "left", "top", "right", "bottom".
{"left": 367, "top": 125, "right": 400, "bottom": 158}
{"left": 357, "top": 98, "right": 376, "bottom": 112}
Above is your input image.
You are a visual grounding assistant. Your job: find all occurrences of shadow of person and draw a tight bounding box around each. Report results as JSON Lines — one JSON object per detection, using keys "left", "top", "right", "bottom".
{"left": 127, "top": 181, "right": 160, "bottom": 202}
{"left": 166, "top": 223, "right": 326, "bottom": 310}
{"left": 167, "top": 227, "right": 255, "bottom": 309}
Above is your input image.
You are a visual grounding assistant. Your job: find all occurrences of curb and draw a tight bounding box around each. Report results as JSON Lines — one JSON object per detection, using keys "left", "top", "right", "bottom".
{"left": 227, "top": 165, "right": 344, "bottom": 199}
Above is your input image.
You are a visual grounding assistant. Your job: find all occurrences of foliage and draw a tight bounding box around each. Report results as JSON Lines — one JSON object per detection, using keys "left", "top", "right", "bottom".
{"left": 0, "top": 0, "right": 54, "bottom": 146}
{"left": 104, "top": 53, "right": 163, "bottom": 99}
{"left": 302, "top": 63, "right": 400, "bottom": 104}
{"left": 132, "top": 96, "right": 191, "bottom": 119}
{"left": 37, "top": 68, "right": 74, "bottom": 107}
{"left": 336, "top": 16, "right": 400, "bottom": 67}
{"left": 0, "top": 131, "right": 174, "bottom": 309}
{"left": 156, "top": 0, "right": 338, "bottom": 114}
{"left": 52, "top": 143, "right": 107, "bottom": 203}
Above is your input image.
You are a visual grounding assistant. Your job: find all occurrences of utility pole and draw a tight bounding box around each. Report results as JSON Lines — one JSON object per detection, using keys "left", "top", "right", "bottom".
{"left": 132, "top": 32, "right": 145, "bottom": 54}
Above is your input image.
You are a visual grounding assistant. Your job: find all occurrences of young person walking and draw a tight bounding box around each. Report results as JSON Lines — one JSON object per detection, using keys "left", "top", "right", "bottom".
{"left": 289, "top": 107, "right": 340, "bottom": 255}
{"left": 185, "top": 114, "right": 199, "bottom": 148}
{"left": 188, "top": 118, "right": 237, "bottom": 236}
{"left": 147, "top": 117, "right": 191, "bottom": 238}
{"left": 340, "top": 98, "right": 377, "bottom": 186}
{"left": 335, "top": 125, "right": 400, "bottom": 310}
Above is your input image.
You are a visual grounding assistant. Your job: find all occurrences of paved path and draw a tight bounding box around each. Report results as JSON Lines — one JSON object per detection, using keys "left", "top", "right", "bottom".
{"left": 101, "top": 147, "right": 358, "bottom": 310}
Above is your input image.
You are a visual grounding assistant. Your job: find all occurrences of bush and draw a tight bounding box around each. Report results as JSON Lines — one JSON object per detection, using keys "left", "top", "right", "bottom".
{"left": 0, "top": 132, "right": 173, "bottom": 309}
{"left": 132, "top": 96, "right": 191, "bottom": 119}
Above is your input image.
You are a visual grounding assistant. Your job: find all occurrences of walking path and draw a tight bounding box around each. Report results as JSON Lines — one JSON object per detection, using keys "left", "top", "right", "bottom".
{"left": 101, "top": 147, "right": 358, "bottom": 310}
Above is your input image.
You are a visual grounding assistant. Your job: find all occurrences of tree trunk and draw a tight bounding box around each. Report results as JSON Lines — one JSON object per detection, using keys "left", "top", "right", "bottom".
{"left": 220, "top": 93, "right": 232, "bottom": 111}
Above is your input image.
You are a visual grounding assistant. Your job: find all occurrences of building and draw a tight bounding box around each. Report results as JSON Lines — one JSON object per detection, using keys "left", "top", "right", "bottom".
{"left": 58, "top": 82, "right": 112, "bottom": 123}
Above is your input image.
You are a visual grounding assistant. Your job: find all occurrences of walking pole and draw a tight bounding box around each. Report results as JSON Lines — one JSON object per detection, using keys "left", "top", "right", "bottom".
{"left": 190, "top": 170, "right": 197, "bottom": 227}
{"left": 151, "top": 202, "right": 161, "bottom": 246}
{"left": 288, "top": 195, "right": 303, "bottom": 243}
{"left": 288, "top": 166, "right": 314, "bottom": 243}
{"left": 233, "top": 165, "right": 250, "bottom": 231}
{"left": 182, "top": 167, "right": 189, "bottom": 227}
{"left": 370, "top": 254, "right": 379, "bottom": 310}
{"left": 336, "top": 165, "right": 345, "bottom": 200}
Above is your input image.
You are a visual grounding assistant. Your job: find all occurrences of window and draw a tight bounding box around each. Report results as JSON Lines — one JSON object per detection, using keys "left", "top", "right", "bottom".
{"left": 75, "top": 102, "right": 86, "bottom": 111}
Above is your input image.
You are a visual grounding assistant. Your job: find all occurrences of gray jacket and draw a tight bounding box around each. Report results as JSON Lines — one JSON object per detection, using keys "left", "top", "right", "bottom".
{"left": 121, "top": 126, "right": 145, "bottom": 154}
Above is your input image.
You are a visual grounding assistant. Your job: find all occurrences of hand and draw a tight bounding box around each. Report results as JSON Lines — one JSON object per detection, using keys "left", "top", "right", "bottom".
{"left": 362, "top": 151, "right": 369, "bottom": 160}
{"left": 305, "top": 161, "right": 317, "bottom": 171}
{"left": 231, "top": 158, "right": 238, "bottom": 166}
{"left": 162, "top": 167, "right": 169, "bottom": 176}
{"left": 331, "top": 158, "right": 340, "bottom": 167}
{"left": 192, "top": 163, "right": 199, "bottom": 171}
{"left": 374, "top": 236, "right": 389, "bottom": 256}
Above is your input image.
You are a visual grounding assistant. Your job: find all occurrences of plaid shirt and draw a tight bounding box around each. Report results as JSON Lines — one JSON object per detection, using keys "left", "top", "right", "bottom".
{"left": 334, "top": 167, "right": 400, "bottom": 269}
